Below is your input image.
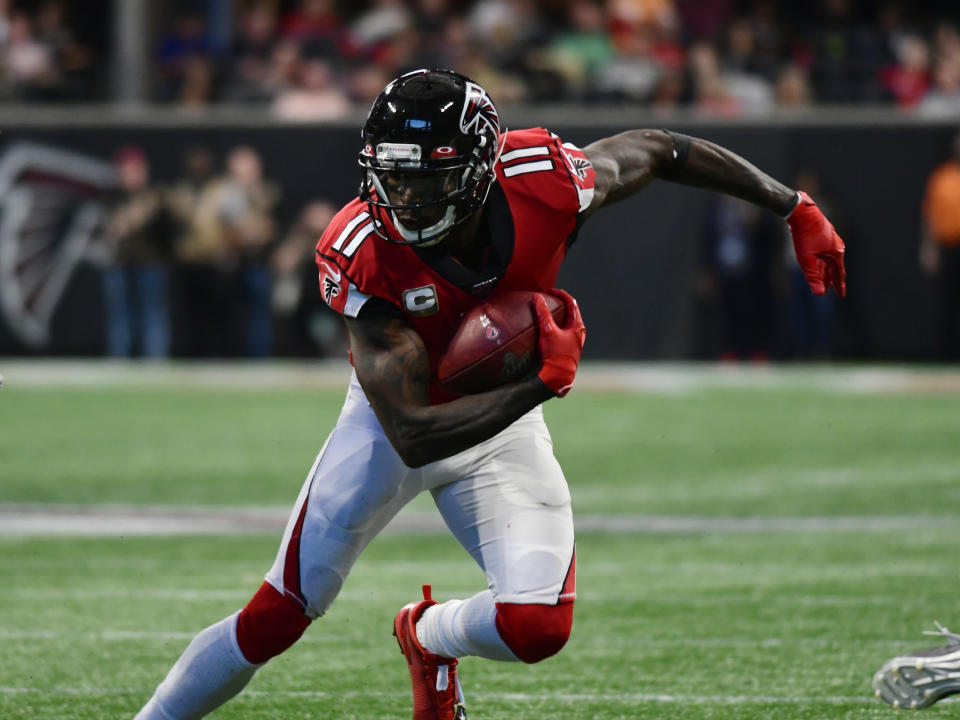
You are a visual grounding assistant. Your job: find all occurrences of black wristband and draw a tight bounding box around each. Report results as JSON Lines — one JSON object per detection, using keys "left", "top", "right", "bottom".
{"left": 660, "top": 129, "right": 692, "bottom": 177}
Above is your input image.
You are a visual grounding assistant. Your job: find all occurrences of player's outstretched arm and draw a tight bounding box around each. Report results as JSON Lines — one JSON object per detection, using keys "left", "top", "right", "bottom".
{"left": 583, "top": 129, "right": 796, "bottom": 215}
{"left": 582, "top": 129, "right": 846, "bottom": 296}
{"left": 345, "top": 312, "right": 555, "bottom": 468}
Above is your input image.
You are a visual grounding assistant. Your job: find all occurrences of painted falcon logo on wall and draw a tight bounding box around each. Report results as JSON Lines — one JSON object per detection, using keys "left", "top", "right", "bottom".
{"left": 0, "top": 142, "right": 116, "bottom": 348}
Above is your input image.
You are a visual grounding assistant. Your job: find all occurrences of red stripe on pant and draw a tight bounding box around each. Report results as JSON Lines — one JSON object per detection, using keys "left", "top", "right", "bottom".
{"left": 282, "top": 493, "right": 311, "bottom": 606}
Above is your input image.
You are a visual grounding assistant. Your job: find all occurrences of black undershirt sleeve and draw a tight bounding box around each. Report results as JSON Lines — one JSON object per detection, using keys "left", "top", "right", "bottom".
{"left": 356, "top": 295, "right": 404, "bottom": 321}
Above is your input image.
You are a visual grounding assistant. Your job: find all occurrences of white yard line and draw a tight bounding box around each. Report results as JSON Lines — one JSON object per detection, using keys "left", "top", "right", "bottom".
{"left": 0, "top": 628, "right": 914, "bottom": 649}
{"left": 0, "top": 685, "right": 883, "bottom": 705}
{"left": 1, "top": 504, "right": 957, "bottom": 536}
{"left": 2, "top": 359, "right": 960, "bottom": 394}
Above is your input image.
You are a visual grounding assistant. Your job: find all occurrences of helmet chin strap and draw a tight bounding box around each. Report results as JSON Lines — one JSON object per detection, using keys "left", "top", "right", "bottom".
{"left": 392, "top": 204, "right": 457, "bottom": 246}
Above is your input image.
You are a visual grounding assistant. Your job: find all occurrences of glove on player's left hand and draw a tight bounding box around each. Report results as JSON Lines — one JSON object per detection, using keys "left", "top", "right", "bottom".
{"left": 533, "top": 290, "right": 586, "bottom": 398}
{"left": 786, "top": 191, "right": 847, "bottom": 297}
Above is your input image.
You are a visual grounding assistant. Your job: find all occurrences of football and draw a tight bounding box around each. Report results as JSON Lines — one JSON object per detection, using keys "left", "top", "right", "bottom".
{"left": 437, "top": 291, "right": 565, "bottom": 395}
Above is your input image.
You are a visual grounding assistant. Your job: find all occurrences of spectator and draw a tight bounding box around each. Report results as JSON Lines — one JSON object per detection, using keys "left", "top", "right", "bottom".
{"left": 101, "top": 147, "right": 172, "bottom": 359}
{"left": 774, "top": 63, "right": 813, "bottom": 108}
{"left": 919, "top": 130, "right": 960, "bottom": 360}
{"left": 34, "top": 0, "right": 91, "bottom": 100}
{"left": 346, "top": 62, "right": 393, "bottom": 106}
{"left": 746, "top": 0, "right": 785, "bottom": 75}
{"left": 608, "top": 0, "right": 679, "bottom": 38}
{"left": 262, "top": 39, "right": 304, "bottom": 101}
{"left": 546, "top": 0, "right": 615, "bottom": 100}
{"left": 271, "top": 57, "right": 352, "bottom": 120}
{"left": 3, "top": 12, "right": 58, "bottom": 100}
{"left": 696, "top": 194, "right": 780, "bottom": 360}
{"left": 0, "top": 0, "right": 10, "bottom": 46}
{"left": 878, "top": 34, "right": 931, "bottom": 108}
{"left": 722, "top": 16, "right": 775, "bottom": 79}
{"left": 688, "top": 40, "right": 741, "bottom": 115}
{"left": 350, "top": 0, "right": 413, "bottom": 52}
{"left": 280, "top": 0, "right": 345, "bottom": 61}
{"left": 806, "top": 0, "right": 872, "bottom": 103}
{"left": 155, "top": 11, "right": 214, "bottom": 104}
{"left": 676, "top": 0, "right": 733, "bottom": 42}
{"left": 919, "top": 49, "right": 960, "bottom": 116}
{"left": 594, "top": 24, "right": 667, "bottom": 103}
{"left": 222, "top": 2, "right": 280, "bottom": 103}
{"left": 782, "top": 171, "right": 839, "bottom": 358}
{"left": 271, "top": 200, "right": 342, "bottom": 356}
{"left": 214, "top": 146, "right": 280, "bottom": 357}
{"left": 166, "top": 145, "right": 232, "bottom": 358}
{"left": 412, "top": 0, "right": 455, "bottom": 42}
{"left": 177, "top": 54, "right": 216, "bottom": 107}
{"left": 719, "top": 18, "right": 775, "bottom": 113}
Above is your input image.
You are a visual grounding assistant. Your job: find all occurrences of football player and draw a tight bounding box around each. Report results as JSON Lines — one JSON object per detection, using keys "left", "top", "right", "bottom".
{"left": 135, "top": 69, "right": 845, "bottom": 720}
{"left": 873, "top": 622, "right": 960, "bottom": 709}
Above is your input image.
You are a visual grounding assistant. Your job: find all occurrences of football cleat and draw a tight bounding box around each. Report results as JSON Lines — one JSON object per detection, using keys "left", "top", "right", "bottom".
{"left": 873, "top": 622, "right": 960, "bottom": 709}
{"left": 394, "top": 584, "right": 467, "bottom": 720}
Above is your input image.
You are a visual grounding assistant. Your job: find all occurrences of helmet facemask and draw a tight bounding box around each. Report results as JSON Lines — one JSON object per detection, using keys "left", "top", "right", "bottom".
{"left": 360, "top": 135, "right": 496, "bottom": 246}
{"left": 358, "top": 69, "right": 502, "bottom": 247}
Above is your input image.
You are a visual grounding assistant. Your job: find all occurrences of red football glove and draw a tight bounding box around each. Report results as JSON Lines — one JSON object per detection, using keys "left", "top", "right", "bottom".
{"left": 532, "top": 290, "right": 586, "bottom": 398}
{"left": 786, "top": 191, "right": 847, "bottom": 297}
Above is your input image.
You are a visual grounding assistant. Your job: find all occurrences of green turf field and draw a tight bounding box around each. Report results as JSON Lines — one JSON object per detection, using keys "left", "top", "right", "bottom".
{"left": 1, "top": 363, "right": 959, "bottom": 719}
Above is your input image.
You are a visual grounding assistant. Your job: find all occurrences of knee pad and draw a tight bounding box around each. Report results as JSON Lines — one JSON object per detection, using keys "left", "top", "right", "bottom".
{"left": 494, "top": 601, "right": 574, "bottom": 664}
{"left": 235, "top": 581, "right": 312, "bottom": 664}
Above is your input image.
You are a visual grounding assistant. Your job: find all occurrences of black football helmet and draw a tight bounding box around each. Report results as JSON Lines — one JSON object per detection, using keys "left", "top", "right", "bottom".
{"left": 359, "top": 68, "right": 502, "bottom": 246}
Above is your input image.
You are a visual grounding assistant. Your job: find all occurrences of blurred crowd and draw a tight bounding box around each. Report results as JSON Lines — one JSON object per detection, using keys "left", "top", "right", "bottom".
{"left": 100, "top": 144, "right": 343, "bottom": 359}
{"left": 1, "top": 0, "right": 960, "bottom": 115}
{"left": 156, "top": 0, "right": 960, "bottom": 116}
{"left": 94, "top": 128, "right": 960, "bottom": 361}
{"left": 0, "top": 0, "right": 97, "bottom": 102}
{"left": 101, "top": 141, "right": 847, "bottom": 363}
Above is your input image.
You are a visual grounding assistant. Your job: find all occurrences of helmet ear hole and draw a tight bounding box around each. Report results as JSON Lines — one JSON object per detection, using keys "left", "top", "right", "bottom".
{"left": 358, "top": 69, "right": 500, "bottom": 246}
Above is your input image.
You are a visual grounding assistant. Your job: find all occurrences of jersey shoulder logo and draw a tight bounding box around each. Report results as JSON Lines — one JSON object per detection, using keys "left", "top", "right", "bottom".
{"left": 319, "top": 260, "right": 341, "bottom": 283}
{"left": 323, "top": 276, "right": 341, "bottom": 304}
{"left": 322, "top": 272, "right": 341, "bottom": 305}
{"left": 561, "top": 145, "right": 592, "bottom": 180}
{"left": 317, "top": 258, "right": 343, "bottom": 306}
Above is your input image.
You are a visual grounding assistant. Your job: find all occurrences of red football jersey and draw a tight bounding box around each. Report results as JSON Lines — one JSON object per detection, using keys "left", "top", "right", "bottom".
{"left": 315, "top": 127, "right": 596, "bottom": 403}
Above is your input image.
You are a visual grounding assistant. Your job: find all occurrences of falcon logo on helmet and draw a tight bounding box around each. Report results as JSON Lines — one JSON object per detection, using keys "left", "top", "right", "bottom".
{"left": 358, "top": 69, "right": 502, "bottom": 248}
{"left": 460, "top": 82, "right": 499, "bottom": 139}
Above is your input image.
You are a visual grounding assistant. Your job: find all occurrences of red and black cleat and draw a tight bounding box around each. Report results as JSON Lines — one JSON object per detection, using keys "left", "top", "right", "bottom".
{"left": 394, "top": 584, "right": 467, "bottom": 720}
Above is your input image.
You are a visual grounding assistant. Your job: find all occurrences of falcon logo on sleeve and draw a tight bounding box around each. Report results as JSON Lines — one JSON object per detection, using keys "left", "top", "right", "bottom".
{"left": 319, "top": 260, "right": 342, "bottom": 305}
{"left": 561, "top": 147, "right": 592, "bottom": 180}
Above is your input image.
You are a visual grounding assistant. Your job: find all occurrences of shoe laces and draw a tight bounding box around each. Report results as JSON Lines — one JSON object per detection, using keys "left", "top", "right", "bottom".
{"left": 923, "top": 621, "right": 960, "bottom": 645}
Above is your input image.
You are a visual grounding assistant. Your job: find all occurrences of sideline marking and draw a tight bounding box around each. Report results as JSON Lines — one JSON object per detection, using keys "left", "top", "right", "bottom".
{"left": 1, "top": 505, "right": 958, "bottom": 536}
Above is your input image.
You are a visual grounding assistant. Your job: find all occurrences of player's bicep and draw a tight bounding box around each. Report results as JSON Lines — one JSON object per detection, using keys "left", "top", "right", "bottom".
{"left": 344, "top": 313, "right": 432, "bottom": 428}
{"left": 582, "top": 129, "right": 672, "bottom": 215}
